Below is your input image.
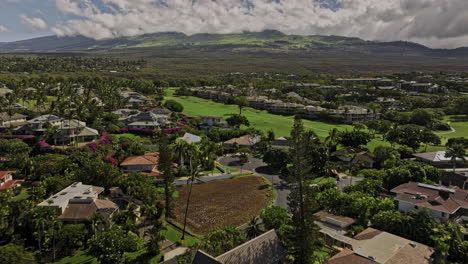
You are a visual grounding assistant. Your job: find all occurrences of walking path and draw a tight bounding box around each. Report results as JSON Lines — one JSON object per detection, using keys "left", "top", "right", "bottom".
{"left": 172, "top": 169, "right": 252, "bottom": 186}
{"left": 435, "top": 126, "right": 456, "bottom": 135}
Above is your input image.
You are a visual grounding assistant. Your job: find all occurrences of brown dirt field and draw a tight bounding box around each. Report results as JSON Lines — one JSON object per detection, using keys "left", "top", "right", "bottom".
{"left": 172, "top": 175, "right": 272, "bottom": 234}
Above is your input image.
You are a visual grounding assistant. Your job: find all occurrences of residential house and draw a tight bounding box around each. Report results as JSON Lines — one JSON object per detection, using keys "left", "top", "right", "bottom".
{"left": 223, "top": 135, "right": 261, "bottom": 148}
{"left": 0, "top": 112, "right": 27, "bottom": 129}
{"left": 17, "top": 115, "right": 99, "bottom": 144}
{"left": 38, "top": 182, "right": 118, "bottom": 223}
{"left": 120, "top": 152, "right": 160, "bottom": 176}
{"left": 192, "top": 230, "right": 286, "bottom": 264}
{"left": 125, "top": 111, "right": 170, "bottom": 129}
{"left": 331, "top": 105, "right": 379, "bottom": 123}
{"left": 177, "top": 133, "right": 202, "bottom": 144}
{"left": 201, "top": 116, "right": 222, "bottom": 127}
{"left": 391, "top": 182, "right": 468, "bottom": 221}
{"left": 269, "top": 102, "right": 304, "bottom": 115}
{"left": 375, "top": 97, "right": 402, "bottom": 109}
{"left": 413, "top": 151, "right": 468, "bottom": 168}
{"left": 0, "top": 171, "right": 23, "bottom": 189}
{"left": 272, "top": 137, "right": 290, "bottom": 148}
{"left": 303, "top": 105, "right": 327, "bottom": 119}
{"left": 398, "top": 81, "right": 447, "bottom": 94}
{"left": 247, "top": 96, "right": 269, "bottom": 110}
{"left": 331, "top": 147, "right": 375, "bottom": 168}
{"left": 294, "top": 83, "right": 321, "bottom": 89}
{"left": 320, "top": 85, "right": 343, "bottom": 91}
{"left": 440, "top": 171, "right": 468, "bottom": 190}
{"left": 120, "top": 90, "right": 150, "bottom": 108}
{"left": 315, "top": 211, "right": 356, "bottom": 249}
{"left": 112, "top": 108, "right": 141, "bottom": 121}
{"left": 327, "top": 228, "right": 434, "bottom": 264}
{"left": 336, "top": 78, "right": 382, "bottom": 86}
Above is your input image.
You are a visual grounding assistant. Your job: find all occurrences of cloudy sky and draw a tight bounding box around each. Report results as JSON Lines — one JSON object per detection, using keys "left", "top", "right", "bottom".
{"left": 1, "top": 0, "right": 468, "bottom": 49}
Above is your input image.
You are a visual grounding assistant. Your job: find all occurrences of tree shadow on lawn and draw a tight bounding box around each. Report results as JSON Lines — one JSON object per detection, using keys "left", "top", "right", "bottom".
{"left": 449, "top": 115, "right": 468, "bottom": 122}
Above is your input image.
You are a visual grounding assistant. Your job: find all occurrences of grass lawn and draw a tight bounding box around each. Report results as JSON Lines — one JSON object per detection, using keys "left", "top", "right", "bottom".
{"left": 172, "top": 175, "right": 272, "bottom": 234}
{"left": 312, "top": 177, "right": 337, "bottom": 186}
{"left": 435, "top": 115, "right": 468, "bottom": 144}
{"left": 162, "top": 225, "right": 200, "bottom": 247}
{"left": 165, "top": 89, "right": 393, "bottom": 150}
{"left": 11, "top": 188, "right": 29, "bottom": 202}
{"left": 53, "top": 253, "right": 98, "bottom": 264}
{"left": 165, "top": 89, "right": 352, "bottom": 138}
{"left": 116, "top": 133, "right": 141, "bottom": 140}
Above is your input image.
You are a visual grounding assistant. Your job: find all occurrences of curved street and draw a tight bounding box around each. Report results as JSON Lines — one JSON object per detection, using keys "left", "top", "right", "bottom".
{"left": 218, "top": 154, "right": 290, "bottom": 209}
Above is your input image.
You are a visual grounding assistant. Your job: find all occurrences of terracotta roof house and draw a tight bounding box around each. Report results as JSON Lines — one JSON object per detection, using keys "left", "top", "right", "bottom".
{"left": 0, "top": 171, "right": 23, "bottom": 189}
{"left": 391, "top": 182, "right": 468, "bottom": 221}
{"left": 413, "top": 151, "right": 468, "bottom": 168}
{"left": 327, "top": 228, "right": 434, "bottom": 264}
{"left": 331, "top": 147, "right": 375, "bottom": 168}
{"left": 223, "top": 135, "right": 261, "bottom": 148}
{"left": 192, "top": 230, "right": 286, "bottom": 264}
{"left": 440, "top": 171, "right": 468, "bottom": 190}
{"left": 38, "top": 182, "right": 117, "bottom": 223}
{"left": 0, "top": 112, "right": 27, "bottom": 129}
{"left": 120, "top": 152, "right": 160, "bottom": 176}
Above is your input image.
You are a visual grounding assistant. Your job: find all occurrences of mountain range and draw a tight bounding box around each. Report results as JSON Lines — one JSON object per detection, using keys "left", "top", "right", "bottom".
{"left": 1, "top": 30, "right": 468, "bottom": 58}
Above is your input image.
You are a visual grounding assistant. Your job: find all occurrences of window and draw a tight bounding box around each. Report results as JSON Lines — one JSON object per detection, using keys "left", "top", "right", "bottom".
{"left": 414, "top": 205, "right": 419, "bottom": 209}
{"left": 441, "top": 212, "right": 446, "bottom": 217}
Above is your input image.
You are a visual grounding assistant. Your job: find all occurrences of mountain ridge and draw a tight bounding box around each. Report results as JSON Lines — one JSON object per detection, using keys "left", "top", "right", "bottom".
{"left": 0, "top": 31, "right": 467, "bottom": 58}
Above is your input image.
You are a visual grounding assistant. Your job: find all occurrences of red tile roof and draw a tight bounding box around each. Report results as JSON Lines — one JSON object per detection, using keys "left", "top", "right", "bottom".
{"left": 120, "top": 152, "right": 159, "bottom": 166}
{"left": 0, "top": 171, "right": 16, "bottom": 180}
{"left": 0, "top": 179, "right": 24, "bottom": 189}
{"left": 391, "top": 182, "right": 468, "bottom": 214}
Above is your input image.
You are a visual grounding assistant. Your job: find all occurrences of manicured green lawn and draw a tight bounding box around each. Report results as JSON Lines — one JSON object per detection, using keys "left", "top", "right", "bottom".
{"left": 162, "top": 225, "right": 200, "bottom": 247}
{"left": 435, "top": 115, "right": 468, "bottom": 144}
{"left": 166, "top": 92, "right": 353, "bottom": 138}
{"left": 115, "top": 133, "right": 141, "bottom": 140}
{"left": 165, "top": 89, "right": 392, "bottom": 150}
{"left": 312, "top": 177, "right": 337, "bottom": 185}
{"left": 11, "top": 188, "right": 29, "bottom": 202}
{"left": 53, "top": 253, "right": 98, "bottom": 264}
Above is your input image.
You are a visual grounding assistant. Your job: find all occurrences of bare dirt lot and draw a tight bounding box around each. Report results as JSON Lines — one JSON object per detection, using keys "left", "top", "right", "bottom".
{"left": 173, "top": 175, "right": 272, "bottom": 234}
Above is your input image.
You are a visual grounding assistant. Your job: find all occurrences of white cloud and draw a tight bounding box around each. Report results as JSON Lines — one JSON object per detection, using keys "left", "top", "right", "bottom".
{"left": 0, "top": 25, "right": 10, "bottom": 32}
{"left": 50, "top": 0, "right": 468, "bottom": 48}
{"left": 19, "top": 14, "right": 48, "bottom": 31}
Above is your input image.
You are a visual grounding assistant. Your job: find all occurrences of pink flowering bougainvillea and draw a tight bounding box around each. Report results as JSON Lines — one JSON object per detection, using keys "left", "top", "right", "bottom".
{"left": 37, "top": 141, "right": 50, "bottom": 152}
{"left": 87, "top": 142, "right": 98, "bottom": 152}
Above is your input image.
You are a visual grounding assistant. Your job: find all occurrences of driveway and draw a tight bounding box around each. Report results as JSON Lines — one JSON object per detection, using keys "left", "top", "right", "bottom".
{"left": 218, "top": 155, "right": 290, "bottom": 209}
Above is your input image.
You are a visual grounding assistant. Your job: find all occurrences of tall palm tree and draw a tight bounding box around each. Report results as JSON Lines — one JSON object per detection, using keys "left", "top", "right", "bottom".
{"left": 246, "top": 216, "right": 263, "bottom": 239}
{"left": 325, "top": 128, "right": 340, "bottom": 156}
{"left": 181, "top": 147, "right": 202, "bottom": 240}
{"left": 173, "top": 140, "right": 191, "bottom": 168}
{"left": 445, "top": 143, "right": 467, "bottom": 176}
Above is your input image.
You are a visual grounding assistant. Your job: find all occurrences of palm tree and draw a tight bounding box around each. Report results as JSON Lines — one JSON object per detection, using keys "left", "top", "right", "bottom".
{"left": 325, "top": 128, "right": 340, "bottom": 156}
{"left": 50, "top": 219, "right": 62, "bottom": 261}
{"left": 445, "top": 143, "right": 467, "bottom": 176}
{"left": 246, "top": 216, "right": 263, "bottom": 239}
{"left": 238, "top": 148, "right": 250, "bottom": 173}
{"left": 181, "top": 147, "right": 202, "bottom": 240}
{"left": 173, "top": 140, "right": 191, "bottom": 169}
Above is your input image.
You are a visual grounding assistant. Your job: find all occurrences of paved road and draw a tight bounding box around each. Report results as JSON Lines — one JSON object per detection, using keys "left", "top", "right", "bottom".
{"left": 218, "top": 155, "right": 290, "bottom": 209}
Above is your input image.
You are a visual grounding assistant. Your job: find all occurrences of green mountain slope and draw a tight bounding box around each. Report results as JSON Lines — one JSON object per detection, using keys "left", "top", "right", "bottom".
{"left": 1, "top": 30, "right": 467, "bottom": 58}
